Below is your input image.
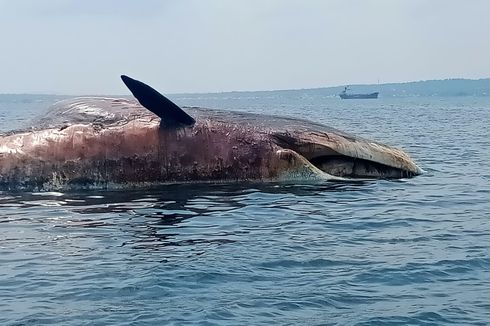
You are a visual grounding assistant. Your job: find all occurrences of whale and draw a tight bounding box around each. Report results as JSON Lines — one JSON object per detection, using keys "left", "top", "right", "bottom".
{"left": 0, "top": 75, "right": 422, "bottom": 191}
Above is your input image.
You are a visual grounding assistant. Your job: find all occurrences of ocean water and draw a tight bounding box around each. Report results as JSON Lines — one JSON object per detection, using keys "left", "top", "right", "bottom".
{"left": 0, "top": 93, "right": 489, "bottom": 325}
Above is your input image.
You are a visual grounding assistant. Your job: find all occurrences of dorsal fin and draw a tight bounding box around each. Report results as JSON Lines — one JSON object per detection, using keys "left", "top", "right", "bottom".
{"left": 120, "top": 75, "right": 195, "bottom": 127}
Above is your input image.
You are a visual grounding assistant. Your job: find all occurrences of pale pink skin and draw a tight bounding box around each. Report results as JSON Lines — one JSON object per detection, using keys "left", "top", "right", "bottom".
{"left": 0, "top": 98, "right": 421, "bottom": 191}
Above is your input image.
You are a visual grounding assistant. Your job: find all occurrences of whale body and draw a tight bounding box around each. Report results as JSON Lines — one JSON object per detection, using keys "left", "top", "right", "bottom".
{"left": 0, "top": 76, "right": 422, "bottom": 191}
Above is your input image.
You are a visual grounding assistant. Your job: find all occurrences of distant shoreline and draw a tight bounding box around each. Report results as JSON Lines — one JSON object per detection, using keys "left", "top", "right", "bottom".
{"left": 1, "top": 77, "right": 489, "bottom": 97}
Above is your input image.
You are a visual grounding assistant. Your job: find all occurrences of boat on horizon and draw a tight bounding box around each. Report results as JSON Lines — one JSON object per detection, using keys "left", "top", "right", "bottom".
{"left": 339, "top": 86, "right": 379, "bottom": 99}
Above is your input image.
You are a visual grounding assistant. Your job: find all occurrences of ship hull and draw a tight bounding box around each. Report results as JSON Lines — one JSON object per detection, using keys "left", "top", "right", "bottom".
{"left": 339, "top": 92, "right": 379, "bottom": 99}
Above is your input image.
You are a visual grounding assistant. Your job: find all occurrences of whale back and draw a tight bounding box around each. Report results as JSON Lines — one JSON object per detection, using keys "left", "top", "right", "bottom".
{"left": 34, "top": 97, "right": 153, "bottom": 130}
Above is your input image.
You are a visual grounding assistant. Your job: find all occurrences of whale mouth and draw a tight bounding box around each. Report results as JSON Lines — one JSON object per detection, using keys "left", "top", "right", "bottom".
{"left": 272, "top": 132, "right": 421, "bottom": 180}
{"left": 308, "top": 155, "right": 417, "bottom": 179}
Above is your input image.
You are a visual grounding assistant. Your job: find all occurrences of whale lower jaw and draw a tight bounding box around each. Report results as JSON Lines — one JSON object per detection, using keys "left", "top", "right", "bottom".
{"left": 309, "top": 154, "right": 421, "bottom": 179}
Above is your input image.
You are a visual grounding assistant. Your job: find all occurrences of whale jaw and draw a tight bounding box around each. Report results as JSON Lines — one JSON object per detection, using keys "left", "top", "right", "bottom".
{"left": 271, "top": 131, "right": 422, "bottom": 180}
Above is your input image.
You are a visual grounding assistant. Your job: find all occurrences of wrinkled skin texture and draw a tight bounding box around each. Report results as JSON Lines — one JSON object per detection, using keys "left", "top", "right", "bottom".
{"left": 0, "top": 98, "right": 422, "bottom": 191}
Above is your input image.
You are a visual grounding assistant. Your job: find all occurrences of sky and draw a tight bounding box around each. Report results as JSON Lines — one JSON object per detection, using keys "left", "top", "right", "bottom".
{"left": 0, "top": 0, "right": 489, "bottom": 94}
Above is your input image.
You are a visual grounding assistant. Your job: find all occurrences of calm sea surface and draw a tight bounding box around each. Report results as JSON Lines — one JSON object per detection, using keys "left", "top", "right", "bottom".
{"left": 1, "top": 94, "right": 489, "bottom": 325}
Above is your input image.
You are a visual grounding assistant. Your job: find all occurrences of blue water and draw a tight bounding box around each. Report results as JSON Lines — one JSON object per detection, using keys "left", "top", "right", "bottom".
{"left": 1, "top": 94, "right": 489, "bottom": 325}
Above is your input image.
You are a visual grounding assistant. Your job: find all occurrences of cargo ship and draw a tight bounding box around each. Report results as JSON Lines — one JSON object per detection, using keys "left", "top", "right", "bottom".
{"left": 339, "top": 86, "right": 379, "bottom": 99}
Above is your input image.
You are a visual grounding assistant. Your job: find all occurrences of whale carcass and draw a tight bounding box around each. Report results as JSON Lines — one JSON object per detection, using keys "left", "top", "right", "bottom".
{"left": 0, "top": 76, "right": 422, "bottom": 191}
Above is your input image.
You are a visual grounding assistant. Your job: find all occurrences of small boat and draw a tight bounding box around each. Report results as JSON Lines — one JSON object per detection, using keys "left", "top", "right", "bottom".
{"left": 339, "top": 86, "right": 379, "bottom": 99}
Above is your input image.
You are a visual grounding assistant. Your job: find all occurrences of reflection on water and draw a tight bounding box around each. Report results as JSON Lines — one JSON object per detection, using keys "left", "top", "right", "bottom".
{"left": 1, "top": 182, "right": 364, "bottom": 253}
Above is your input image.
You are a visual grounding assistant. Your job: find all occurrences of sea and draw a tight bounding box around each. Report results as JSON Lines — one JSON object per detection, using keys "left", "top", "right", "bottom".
{"left": 0, "top": 93, "right": 489, "bottom": 325}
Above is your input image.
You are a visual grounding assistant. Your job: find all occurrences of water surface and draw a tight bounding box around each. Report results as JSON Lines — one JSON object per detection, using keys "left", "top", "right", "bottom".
{"left": 1, "top": 94, "right": 489, "bottom": 325}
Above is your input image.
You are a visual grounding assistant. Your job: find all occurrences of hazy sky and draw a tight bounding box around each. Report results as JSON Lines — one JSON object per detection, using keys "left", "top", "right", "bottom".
{"left": 0, "top": 0, "right": 489, "bottom": 94}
